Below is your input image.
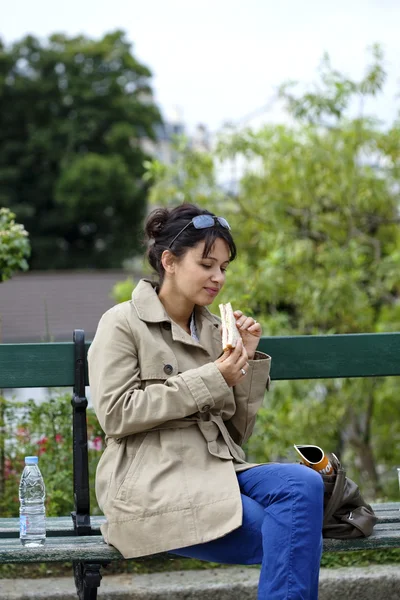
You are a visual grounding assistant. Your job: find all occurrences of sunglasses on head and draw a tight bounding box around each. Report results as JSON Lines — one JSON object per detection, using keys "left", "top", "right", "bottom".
{"left": 168, "top": 214, "right": 231, "bottom": 249}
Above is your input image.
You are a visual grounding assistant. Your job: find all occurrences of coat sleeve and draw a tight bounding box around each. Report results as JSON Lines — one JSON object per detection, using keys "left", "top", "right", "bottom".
{"left": 88, "top": 305, "right": 231, "bottom": 438}
{"left": 225, "top": 351, "right": 271, "bottom": 446}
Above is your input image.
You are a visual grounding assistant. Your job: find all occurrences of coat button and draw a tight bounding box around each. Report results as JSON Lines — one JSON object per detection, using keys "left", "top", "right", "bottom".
{"left": 162, "top": 322, "right": 172, "bottom": 330}
{"left": 164, "top": 364, "right": 174, "bottom": 375}
{"left": 201, "top": 404, "right": 211, "bottom": 412}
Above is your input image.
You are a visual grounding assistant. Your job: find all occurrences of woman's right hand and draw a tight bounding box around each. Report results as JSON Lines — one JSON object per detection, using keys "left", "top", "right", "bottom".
{"left": 215, "top": 338, "right": 249, "bottom": 387}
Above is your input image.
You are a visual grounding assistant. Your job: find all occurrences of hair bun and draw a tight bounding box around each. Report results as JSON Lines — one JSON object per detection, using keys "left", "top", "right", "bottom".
{"left": 145, "top": 207, "right": 170, "bottom": 241}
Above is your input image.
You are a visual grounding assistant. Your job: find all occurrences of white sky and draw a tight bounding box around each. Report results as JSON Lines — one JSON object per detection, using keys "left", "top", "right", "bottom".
{"left": 2, "top": 0, "right": 400, "bottom": 132}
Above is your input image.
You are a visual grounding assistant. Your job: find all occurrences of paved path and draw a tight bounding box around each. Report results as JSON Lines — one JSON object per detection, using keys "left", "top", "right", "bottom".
{"left": 2, "top": 565, "right": 400, "bottom": 599}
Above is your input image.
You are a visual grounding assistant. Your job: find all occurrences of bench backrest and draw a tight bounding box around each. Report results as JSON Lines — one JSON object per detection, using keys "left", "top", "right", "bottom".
{"left": 1, "top": 331, "right": 400, "bottom": 389}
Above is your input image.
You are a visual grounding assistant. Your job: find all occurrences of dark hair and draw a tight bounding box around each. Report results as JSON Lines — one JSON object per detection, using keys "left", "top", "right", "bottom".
{"left": 144, "top": 203, "right": 237, "bottom": 282}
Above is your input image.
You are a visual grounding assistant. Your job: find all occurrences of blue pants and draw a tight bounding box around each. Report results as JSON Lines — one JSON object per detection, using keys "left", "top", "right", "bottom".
{"left": 170, "top": 463, "right": 324, "bottom": 600}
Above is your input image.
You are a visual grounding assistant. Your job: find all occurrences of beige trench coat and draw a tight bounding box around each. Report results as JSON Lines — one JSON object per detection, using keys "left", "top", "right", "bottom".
{"left": 88, "top": 279, "right": 271, "bottom": 558}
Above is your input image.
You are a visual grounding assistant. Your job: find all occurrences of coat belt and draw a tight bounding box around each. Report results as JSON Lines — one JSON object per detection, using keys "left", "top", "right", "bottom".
{"left": 152, "top": 415, "right": 247, "bottom": 463}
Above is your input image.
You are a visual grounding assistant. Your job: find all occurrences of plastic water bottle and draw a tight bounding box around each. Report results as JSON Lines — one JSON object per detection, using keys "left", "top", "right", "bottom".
{"left": 19, "top": 456, "right": 46, "bottom": 546}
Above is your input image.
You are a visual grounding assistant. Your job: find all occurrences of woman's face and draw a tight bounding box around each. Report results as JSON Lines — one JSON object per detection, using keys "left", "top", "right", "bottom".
{"left": 170, "top": 237, "right": 230, "bottom": 306}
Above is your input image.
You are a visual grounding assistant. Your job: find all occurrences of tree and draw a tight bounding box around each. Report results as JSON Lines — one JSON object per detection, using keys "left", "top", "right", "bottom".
{"left": 0, "top": 31, "right": 161, "bottom": 269}
{"left": 0, "top": 207, "right": 30, "bottom": 282}
{"left": 144, "top": 46, "right": 400, "bottom": 498}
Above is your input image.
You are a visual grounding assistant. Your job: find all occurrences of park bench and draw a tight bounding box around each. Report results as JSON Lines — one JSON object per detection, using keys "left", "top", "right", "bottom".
{"left": 0, "top": 329, "right": 400, "bottom": 600}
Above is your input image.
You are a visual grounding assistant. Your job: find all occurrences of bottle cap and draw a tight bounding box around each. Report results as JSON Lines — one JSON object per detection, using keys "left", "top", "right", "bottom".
{"left": 24, "top": 456, "right": 38, "bottom": 464}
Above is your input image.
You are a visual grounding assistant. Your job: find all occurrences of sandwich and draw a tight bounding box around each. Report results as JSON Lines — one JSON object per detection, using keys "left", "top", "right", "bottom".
{"left": 219, "top": 302, "right": 241, "bottom": 352}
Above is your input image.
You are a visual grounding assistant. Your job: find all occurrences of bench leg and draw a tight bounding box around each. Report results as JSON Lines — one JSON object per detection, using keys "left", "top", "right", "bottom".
{"left": 73, "top": 561, "right": 108, "bottom": 600}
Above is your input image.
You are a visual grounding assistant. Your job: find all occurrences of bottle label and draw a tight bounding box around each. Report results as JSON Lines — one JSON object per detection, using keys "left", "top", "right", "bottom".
{"left": 20, "top": 515, "right": 27, "bottom": 537}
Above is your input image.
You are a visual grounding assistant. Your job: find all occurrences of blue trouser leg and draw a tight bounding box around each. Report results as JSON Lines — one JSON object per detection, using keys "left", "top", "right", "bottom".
{"left": 169, "top": 463, "right": 324, "bottom": 600}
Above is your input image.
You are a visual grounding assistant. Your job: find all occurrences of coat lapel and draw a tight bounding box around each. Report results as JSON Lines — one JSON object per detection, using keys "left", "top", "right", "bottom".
{"left": 195, "top": 305, "right": 222, "bottom": 359}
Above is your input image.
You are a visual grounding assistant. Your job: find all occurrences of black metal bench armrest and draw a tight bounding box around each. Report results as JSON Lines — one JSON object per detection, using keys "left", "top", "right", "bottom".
{"left": 71, "top": 329, "right": 91, "bottom": 536}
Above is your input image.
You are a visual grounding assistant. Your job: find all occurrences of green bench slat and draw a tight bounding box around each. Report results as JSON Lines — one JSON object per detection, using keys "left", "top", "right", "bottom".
{"left": 258, "top": 333, "right": 400, "bottom": 379}
{"left": 371, "top": 502, "right": 400, "bottom": 512}
{"left": 323, "top": 525, "right": 400, "bottom": 551}
{"left": 0, "top": 342, "right": 88, "bottom": 388}
{"left": 375, "top": 512, "right": 400, "bottom": 524}
{"left": 371, "top": 505, "right": 400, "bottom": 523}
{"left": 0, "top": 536, "right": 122, "bottom": 563}
{"left": 0, "top": 516, "right": 106, "bottom": 538}
{"left": 371, "top": 523, "right": 400, "bottom": 531}
{"left": 2, "top": 332, "right": 400, "bottom": 388}
{"left": 1, "top": 524, "right": 400, "bottom": 564}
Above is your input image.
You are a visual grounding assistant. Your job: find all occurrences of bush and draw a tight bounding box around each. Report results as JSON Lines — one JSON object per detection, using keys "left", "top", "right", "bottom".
{"left": 111, "top": 276, "right": 136, "bottom": 303}
{"left": 0, "top": 392, "right": 104, "bottom": 517}
{"left": 0, "top": 207, "right": 30, "bottom": 282}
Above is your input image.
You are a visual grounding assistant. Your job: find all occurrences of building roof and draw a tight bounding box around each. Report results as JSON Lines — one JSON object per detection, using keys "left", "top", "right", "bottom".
{"left": 0, "top": 270, "right": 138, "bottom": 343}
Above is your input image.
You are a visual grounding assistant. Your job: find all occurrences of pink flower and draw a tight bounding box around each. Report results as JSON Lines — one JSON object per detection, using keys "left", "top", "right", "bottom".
{"left": 4, "top": 458, "right": 17, "bottom": 479}
{"left": 55, "top": 434, "right": 64, "bottom": 443}
{"left": 88, "top": 436, "right": 103, "bottom": 451}
{"left": 16, "top": 427, "right": 30, "bottom": 440}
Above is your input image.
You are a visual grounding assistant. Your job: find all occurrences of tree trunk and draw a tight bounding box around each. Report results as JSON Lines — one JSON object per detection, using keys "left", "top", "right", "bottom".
{"left": 350, "top": 438, "right": 382, "bottom": 496}
{"left": 344, "top": 384, "right": 382, "bottom": 497}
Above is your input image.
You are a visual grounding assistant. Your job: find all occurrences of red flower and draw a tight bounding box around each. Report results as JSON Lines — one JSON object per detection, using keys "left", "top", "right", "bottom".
{"left": 37, "top": 436, "right": 49, "bottom": 455}
{"left": 55, "top": 434, "right": 64, "bottom": 443}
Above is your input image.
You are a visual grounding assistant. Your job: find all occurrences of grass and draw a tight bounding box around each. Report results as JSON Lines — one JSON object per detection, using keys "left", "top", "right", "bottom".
{"left": 1, "top": 549, "right": 400, "bottom": 579}
{"left": 321, "top": 548, "right": 400, "bottom": 568}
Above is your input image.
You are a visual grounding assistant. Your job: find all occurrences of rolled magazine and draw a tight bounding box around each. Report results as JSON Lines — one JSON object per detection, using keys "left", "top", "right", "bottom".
{"left": 294, "top": 444, "right": 335, "bottom": 476}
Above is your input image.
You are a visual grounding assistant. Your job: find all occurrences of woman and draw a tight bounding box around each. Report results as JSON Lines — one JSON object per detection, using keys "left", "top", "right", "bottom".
{"left": 88, "top": 203, "right": 324, "bottom": 600}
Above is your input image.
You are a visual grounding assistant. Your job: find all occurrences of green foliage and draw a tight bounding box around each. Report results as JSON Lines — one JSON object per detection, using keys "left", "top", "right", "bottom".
{"left": 143, "top": 135, "right": 220, "bottom": 206}
{"left": 278, "top": 45, "right": 386, "bottom": 123}
{"left": 0, "top": 208, "right": 30, "bottom": 282}
{"left": 111, "top": 276, "right": 136, "bottom": 303}
{"left": 0, "top": 393, "right": 103, "bottom": 517}
{"left": 321, "top": 548, "right": 400, "bottom": 568}
{"left": 145, "top": 46, "right": 400, "bottom": 498}
{"left": 56, "top": 153, "right": 136, "bottom": 214}
{"left": 0, "top": 31, "right": 161, "bottom": 269}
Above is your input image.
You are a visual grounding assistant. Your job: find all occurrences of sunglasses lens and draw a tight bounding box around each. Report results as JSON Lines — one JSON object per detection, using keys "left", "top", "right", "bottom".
{"left": 192, "top": 215, "right": 215, "bottom": 229}
{"left": 217, "top": 217, "right": 230, "bottom": 230}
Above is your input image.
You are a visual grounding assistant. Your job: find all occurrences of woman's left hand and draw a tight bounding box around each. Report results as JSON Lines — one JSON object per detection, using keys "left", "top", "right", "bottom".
{"left": 233, "top": 310, "right": 262, "bottom": 360}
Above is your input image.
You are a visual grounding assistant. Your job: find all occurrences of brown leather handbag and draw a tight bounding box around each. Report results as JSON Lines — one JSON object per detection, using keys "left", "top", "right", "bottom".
{"left": 321, "top": 454, "right": 377, "bottom": 539}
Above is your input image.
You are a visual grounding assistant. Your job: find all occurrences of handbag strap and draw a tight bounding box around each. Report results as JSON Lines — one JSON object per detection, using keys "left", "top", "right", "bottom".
{"left": 323, "top": 467, "right": 346, "bottom": 528}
